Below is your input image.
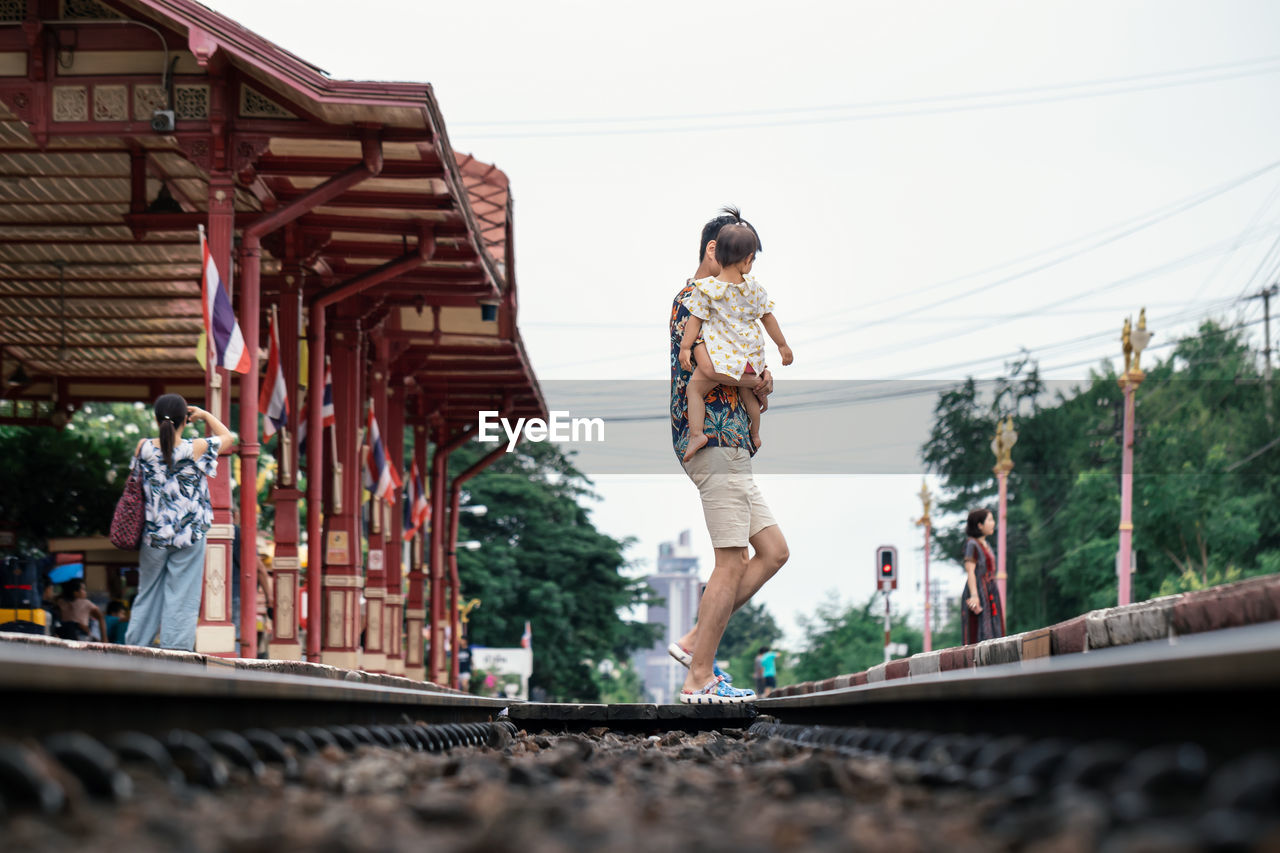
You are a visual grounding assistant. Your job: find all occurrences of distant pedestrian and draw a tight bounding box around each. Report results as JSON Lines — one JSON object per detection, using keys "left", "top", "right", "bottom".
{"left": 753, "top": 649, "right": 766, "bottom": 696}
{"left": 962, "top": 508, "right": 1005, "bottom": 643}
{"left": 105, "top": 600, "right": 129, "bottom": 644}
{"left": 758, "top": 646, "right": 779, "bottom": 697}
{"left": 124, "top": 394, "right": 234, "bottom": 651}
{"left": 457, "top": 638, "right": 472, "bottom": 692}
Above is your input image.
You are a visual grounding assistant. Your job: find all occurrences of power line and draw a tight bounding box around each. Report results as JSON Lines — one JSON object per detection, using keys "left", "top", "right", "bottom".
{"left": 581, "top": 316, "right": 1266, "bottom": 424}
{"left": 458, "top": 55, "right": 1280, "bottom": 128}
{"left": 793, "top": 158, "right": 1280, "bottom": 327}
{"left": 801, "top": 225, "right": 1280, "bottom": 370}
{"left": 880, "top": 296, "right": 1246, "bottom": 381}
{"left": 1189, "top": 175, "right": 1280, "bottom": 303}
{"left": 1224, "top": 435, "right": 1280, "bottom": 473}
{"left": 535, "top": 160, "right": 1280, "bottom": 375}
{"left": 454, "top": 56, "right": 1280, "bottom": 139}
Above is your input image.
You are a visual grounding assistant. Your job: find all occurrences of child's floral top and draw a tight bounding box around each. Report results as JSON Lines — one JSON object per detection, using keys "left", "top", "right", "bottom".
{"left": 680, "top": 274, "right": 775, "bottom": 381}
{"left": 131, "top": 437, "right": 222, "bottom": 549}
{"left": 670, "top": 281, "right": 756, "bottom": 461}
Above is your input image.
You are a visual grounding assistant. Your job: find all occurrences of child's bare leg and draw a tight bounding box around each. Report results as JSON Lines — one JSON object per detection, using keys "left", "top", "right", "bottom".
{"left": 684, "top": 343, "right": 717, "bottom": 463}
{"left": 684, "top": 376, "right": 715, "bottom": 462}
{"left": 743, "top": 387, "right": 762, "bottom": 450}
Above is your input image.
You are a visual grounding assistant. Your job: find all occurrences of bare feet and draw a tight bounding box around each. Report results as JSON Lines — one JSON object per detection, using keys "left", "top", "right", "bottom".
{"left": 683, "top": 433, "right": 708, "bottom": 462}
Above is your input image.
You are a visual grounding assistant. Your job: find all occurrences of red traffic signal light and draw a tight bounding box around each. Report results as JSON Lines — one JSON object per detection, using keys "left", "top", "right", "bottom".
{"left": 876, "top": 545, "right": 898, "bottom": 590}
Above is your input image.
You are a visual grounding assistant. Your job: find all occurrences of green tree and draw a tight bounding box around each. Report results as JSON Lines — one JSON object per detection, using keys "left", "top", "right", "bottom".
{"left": 922, "top": 320, "right": 1278, "bottom": 632}
{"left": 449, "top": 441, "right": 658, "bottom": 702}
{"left": 792, "top": 592, "right": 923, "bottom": 682}
{"left": 592, "top": 658, "right": 647, "bottom": 704}
{"left": 0, "top": 424, "right": 132, "bottom": 549}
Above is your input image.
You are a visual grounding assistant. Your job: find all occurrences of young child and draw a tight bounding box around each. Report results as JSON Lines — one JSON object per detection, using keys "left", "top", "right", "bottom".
{"left": 679, "top": 212, "right": 792, "bottom": 461}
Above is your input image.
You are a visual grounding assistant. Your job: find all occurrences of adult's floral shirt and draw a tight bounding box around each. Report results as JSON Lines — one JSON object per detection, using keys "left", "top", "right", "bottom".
{"left": 670, "top": 281, "right": 756, "bottom": 461}
{"left": 132, "top": 436, "right": 222, "bottom": 549}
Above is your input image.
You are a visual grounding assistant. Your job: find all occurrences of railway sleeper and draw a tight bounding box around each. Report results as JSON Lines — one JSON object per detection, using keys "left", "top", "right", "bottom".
{"left": 0, "top": 718, "right": 519, "bottom": 816}
{"left": 748, "top": 719, "right": 1280, "bottom": 846}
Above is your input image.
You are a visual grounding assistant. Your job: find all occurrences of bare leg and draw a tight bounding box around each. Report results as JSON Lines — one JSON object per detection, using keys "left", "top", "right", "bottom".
{"left": 743, "top": 389, "right": 762, "bottom": 450}
{"left": 684, "top": 376, "right": 714, "bottom": 462}
{"left": 683, "top": 343, "right": 719, "bottom": 463}
{"left": 681, "top": 546, "right": 749, "bottom": 692}
{"left": 676, "top": 524, "right": 789, "bottom": 655}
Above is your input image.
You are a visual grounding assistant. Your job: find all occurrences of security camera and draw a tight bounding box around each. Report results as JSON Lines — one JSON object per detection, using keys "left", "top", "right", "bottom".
{"left": 150, "top": 109, "right": 175, "bottom": 133}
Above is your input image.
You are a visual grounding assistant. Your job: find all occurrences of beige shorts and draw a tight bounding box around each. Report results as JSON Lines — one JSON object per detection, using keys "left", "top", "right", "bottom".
{"left": 682, "top": 446, "right": 777, "bottom": 548}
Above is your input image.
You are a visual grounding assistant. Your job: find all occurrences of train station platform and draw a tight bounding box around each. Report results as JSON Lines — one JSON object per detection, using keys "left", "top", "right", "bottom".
{"left": 773, "top": 572, "right": 1280, "bottom": 697}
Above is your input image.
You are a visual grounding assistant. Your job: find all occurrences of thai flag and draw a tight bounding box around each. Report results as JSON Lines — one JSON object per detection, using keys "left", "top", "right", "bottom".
{"left": 200, "top": 228, "right": 251, "bottom": 374}
{"left": 364, "top": 408, "right": 402, "bottom": 504}
{"left": 402, "top": 461, "right": 430, "bottom": 541}
{"left": 520, "top": 620, "right": 532, "bottom": 650}
{"left": 258, "top": 312, "right": 289, "bottom": 437}
{"left": 297, "top": 364, "right": 334, "bottom": 451}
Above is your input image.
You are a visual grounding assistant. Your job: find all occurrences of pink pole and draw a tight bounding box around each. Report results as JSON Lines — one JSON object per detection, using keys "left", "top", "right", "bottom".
{"left": 1117, "top": 377, "right": 1137, "bottom": 605}
{"left": 996, "top": 469, "right": 1009, "bottom": 619}
{"left": 922, "top": 521, "right": 932, "bottom": 652}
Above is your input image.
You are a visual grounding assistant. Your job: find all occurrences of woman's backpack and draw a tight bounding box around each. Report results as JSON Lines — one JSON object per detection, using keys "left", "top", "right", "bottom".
{"left": 109, "top": 447, "right": 145, "bottom": 550}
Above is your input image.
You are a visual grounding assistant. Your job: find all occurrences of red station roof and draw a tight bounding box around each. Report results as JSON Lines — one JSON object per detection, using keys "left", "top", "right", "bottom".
{"left": 0, "top": 0, "right": 544, "bottom": 427}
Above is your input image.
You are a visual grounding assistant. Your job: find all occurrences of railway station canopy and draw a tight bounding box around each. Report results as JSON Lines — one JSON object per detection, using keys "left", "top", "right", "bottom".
{"left": 0, "top": 0, "right": 545, "bottom": 678}
{"left": 0, "top": 0, "right": 543, "bottom": 424}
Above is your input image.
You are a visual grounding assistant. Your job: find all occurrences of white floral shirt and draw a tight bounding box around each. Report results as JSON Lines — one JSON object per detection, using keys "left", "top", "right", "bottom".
{"left": 131, "top": 437, "right": 222, "bottom": 549}
{"left": 680, "top": 274, "right": 776, "bottom": 380}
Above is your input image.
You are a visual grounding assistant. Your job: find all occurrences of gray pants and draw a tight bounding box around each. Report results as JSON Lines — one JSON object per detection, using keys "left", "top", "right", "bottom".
{"left": 125, "top": 539, "right": 206, "bottom": 651}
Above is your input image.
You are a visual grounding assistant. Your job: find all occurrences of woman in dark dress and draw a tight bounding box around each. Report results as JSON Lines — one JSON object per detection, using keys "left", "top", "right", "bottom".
{"left": 962, "top": 508, "right": 1005, "bottom": 644}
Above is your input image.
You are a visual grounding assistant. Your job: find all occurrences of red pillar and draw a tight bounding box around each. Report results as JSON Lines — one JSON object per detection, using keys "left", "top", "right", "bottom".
{"left": 446, "top": 442, "right": 503, "bottom": 688}
{"left": 196, "top": 171, "right": 236, "bottom": 656}
{"left": 268, "top": 265, "right": 303, "bottom": 660}
{"left": 428, "top": 418, "right": 448, "bottom": 683}
{"left": 236, "top": 235, "right": 263, "bottom": 658}
{"left": 363, "top": 341, "right": 390, "bottom": 674}
{"left": 385, "top": 383, "right": 406, "bottom": 675}
{"left": 404, "top": 424, "right": 428, "bottom": 681}
{"left": 305, "top": 315, "right": 327, "bottom": 663}
{"left": 321, "top": 314, "right": 363, "bottom": 669}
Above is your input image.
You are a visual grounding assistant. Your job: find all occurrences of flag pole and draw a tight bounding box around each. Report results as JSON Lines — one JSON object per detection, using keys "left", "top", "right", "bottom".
{"left": 365, "top": 396, "right": 378, "bottom": 535}
{"left": 270, "top": 302, "right": 293, "bottom": 486}
{"left": 198, "top": 224, "right": 217, "bottom": 417}
{"left": 328, "top": 356, "right": 342, "bottom": 515}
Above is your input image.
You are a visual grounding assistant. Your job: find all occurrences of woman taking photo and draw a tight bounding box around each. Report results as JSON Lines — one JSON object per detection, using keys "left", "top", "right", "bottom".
{"left": 124, "top": 393, "right": 234, "bottom": 651}
{"left": 962, "top": 508, "right": 1005, "bottom": 644}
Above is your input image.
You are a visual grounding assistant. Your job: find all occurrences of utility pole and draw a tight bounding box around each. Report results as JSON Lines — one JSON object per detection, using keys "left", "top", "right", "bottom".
{"left": 916, "top": 481, "right": 933, "bottom": 652}
{"left": 1248, "top": 284, "right": 1278, "bottom": 427}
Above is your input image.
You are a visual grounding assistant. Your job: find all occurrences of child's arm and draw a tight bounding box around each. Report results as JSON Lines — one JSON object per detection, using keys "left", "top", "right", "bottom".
{"left": 760, "top": 313, "right": 793, "bottom": 365}
{"left": 678, "top": 316, "right": 703, "bottom": 372}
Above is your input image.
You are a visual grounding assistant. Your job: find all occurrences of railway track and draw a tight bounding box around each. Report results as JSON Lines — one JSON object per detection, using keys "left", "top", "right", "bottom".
{"left": 1, "top": 623, "right": 1277, "bottom": 850}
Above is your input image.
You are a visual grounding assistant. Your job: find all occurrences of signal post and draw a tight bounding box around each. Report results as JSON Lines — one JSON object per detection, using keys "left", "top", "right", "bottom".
{"left": 877, "top": 546, "right": 898, "bottom": 664}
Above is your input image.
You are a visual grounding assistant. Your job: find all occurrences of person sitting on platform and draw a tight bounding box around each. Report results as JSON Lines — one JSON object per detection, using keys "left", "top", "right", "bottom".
{"left": 56, "top": 578, "right": 107, "bottom": 642}
{"left": 124, "top": 394, "right": 235, "bottom": 652}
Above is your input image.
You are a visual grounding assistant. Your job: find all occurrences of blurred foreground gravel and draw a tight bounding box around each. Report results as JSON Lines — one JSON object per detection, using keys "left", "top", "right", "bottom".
{"left": 7, "top": 726, "right": 1279, "bottom": 852}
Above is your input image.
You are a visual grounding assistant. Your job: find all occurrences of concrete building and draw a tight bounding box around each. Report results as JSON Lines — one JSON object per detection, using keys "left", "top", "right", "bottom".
{"left": 634, "top": 530, "right": 703, "bottom": 704}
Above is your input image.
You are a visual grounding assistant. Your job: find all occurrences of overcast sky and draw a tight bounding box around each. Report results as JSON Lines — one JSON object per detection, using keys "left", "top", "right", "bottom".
{"left": 206, "top": 0, "right": 1280, "bottom": 646}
